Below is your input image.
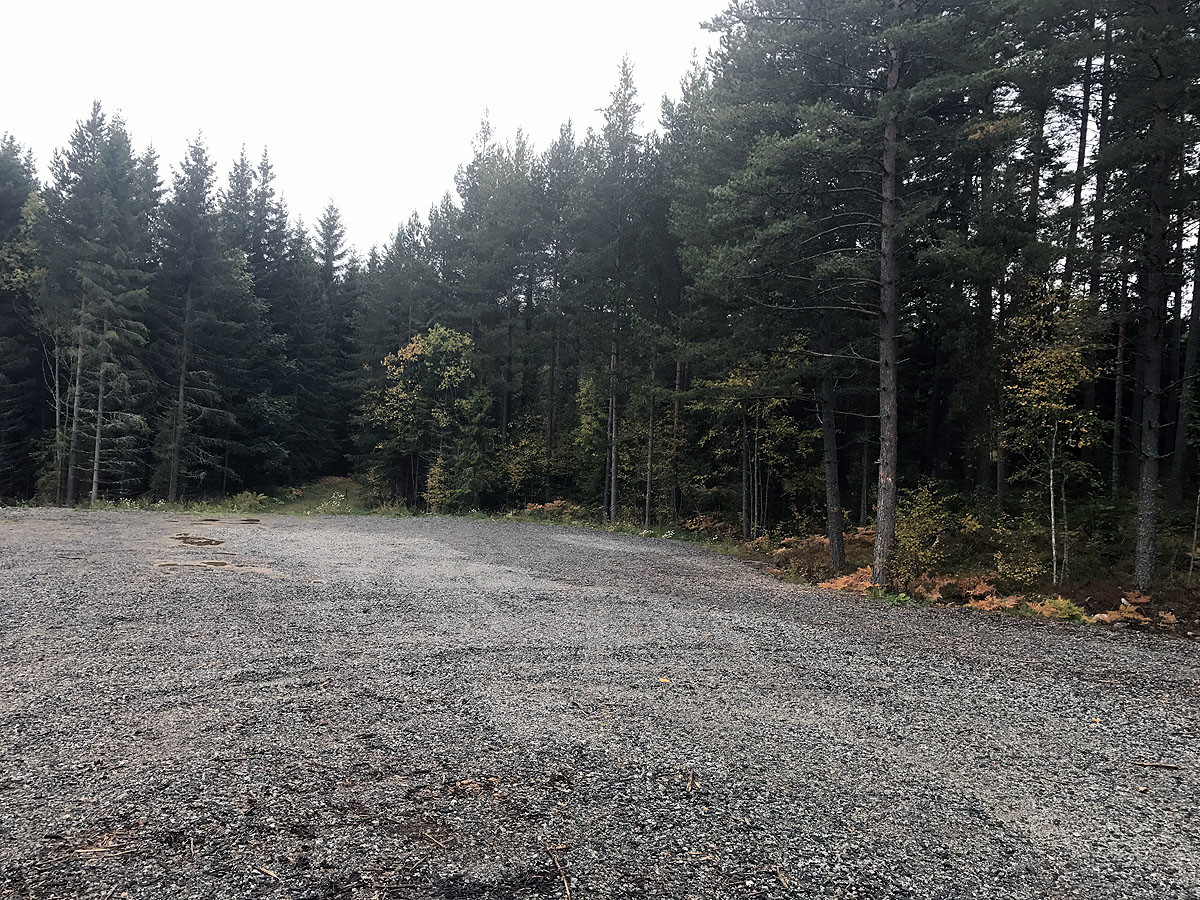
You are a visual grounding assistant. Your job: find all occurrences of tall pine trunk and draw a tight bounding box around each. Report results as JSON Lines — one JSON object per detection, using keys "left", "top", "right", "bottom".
{"left": 544, "top": 316, "right": 560, "bottom": 502}
{"left": 821, "top": 374, "right": 845, "bottom": 573}
{"left": 168, "top": 286, "right": 192, "bottom": 503}
{"left": 644, "top": 385, "right": 654, "bottom": 529}
{"left": 1112, "top": 273, "right": 1128, "bottom": 495}
{"left": 740, "top": 400, "right": 751, "bottom": 541}
{"left": 606, "top": 326, "right": 618, "bottom": 521}
{"left": 1168, "top": 237, "right": 1200, "bottom": 507}
{"left": 89, "top": 349, "right": 107, "bottom": 505}
{"left": 671, "top": 361, "right": 685, "bottom": 518}
{"left": 64, "top": 311, "right": 88, "bottom": 508}
{"left": 1132, "top": 41, "right": 1174, "bottom": 590}
{"left": 1026, "top": 101, "right": 1047, "bottom": 229}
{"left": 1084, "top": 14, "right": 1114, "bottom": 414}
{"left": 49, "top": 341, "right": 66, "bottom": 505}
{"left": 1062, "top": 13, "right": 1095, "bottom": 286}
{"left": 860, "top": 422, "right": 872, "bottom": 525}
{"left": 872, "top": 40, "right": 902, "bottom": 588}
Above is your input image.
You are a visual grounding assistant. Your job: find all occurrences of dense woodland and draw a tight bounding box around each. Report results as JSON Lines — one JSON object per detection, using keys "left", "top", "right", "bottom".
{"left": 1, "top": 0, "right": 1198, "bottom": 599}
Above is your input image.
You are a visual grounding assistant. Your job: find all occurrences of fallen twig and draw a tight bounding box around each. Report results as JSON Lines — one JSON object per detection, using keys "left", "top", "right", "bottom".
{"left": 422, "top": 831, "right": 448, "bottom": 849}
{"left": 252, "top": 865, "right": 281, "bottom": 882}
{"left": 1135, "top": 761, "right": 1186, "bottom": 770}
{"left": 546, "top": 844, "right": 571, "bottom": 900}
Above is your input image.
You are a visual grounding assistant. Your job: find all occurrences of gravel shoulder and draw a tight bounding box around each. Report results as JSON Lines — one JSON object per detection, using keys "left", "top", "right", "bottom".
{"left": 1, "top": 508, "right": 1197, "bottom": 899}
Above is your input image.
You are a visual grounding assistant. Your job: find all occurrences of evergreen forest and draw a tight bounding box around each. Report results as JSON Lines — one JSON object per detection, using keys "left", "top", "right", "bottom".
{"left": 2, "top": 0, "right": 1199, "bottom": 613}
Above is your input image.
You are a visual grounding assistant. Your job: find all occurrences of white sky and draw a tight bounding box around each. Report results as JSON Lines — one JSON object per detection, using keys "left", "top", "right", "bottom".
{"left": 4, "top": 0, "right": 725, "bottom": 252}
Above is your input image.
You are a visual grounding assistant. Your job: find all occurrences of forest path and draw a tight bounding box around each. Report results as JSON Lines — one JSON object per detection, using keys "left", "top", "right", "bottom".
{"left": 1, "top": 508, "right": 1197, "bottom": 899}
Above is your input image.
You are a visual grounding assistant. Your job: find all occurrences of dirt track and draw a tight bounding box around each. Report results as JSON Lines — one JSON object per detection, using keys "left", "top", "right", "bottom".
{"left": 1, "top": 508, "right": 1197, "bottom": 899}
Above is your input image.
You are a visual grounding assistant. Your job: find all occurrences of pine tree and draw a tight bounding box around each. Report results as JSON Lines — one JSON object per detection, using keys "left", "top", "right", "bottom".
{"left": 0, "top": 136, "right": 42, "bottom": 499}
{"left": 151, "top": 139, "right": 258, "bottom": 500}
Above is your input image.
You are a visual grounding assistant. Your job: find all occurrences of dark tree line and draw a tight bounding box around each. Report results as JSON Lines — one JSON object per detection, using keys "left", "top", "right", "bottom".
{"left": 1, "top": 0, "right": 1198, "bottom": 591}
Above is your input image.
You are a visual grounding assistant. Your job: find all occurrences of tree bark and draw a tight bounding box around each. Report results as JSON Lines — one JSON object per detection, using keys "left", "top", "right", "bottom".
{"left": 63, "top": 302, "right": 88, "bottom": 507}
{"left": 168, "top": 285, "right": 192, "bottom": 503}
{"left": 740, "top": 400, "right": 751, "bottom": 541}
{"left": 1026, "top": 101, "right": 1048, "bottom": 229}
{"left": 1168, "top": 238, "right": 1200, "bottom": 507}
{"left": 1084, "top": 13, "right": 1113, "bottom": 413}
{"left": 1062, "top": 11, "right": 1095, "bottom": 286}
{"left": 821, "top": 374, "right": 845, "bottom": 573}
{"left": 607, "top": 328, "right": 618, "bottom": 522}
{"left": 89, "top": 349, "right": 107, "bottom": 505}
{"left": 544, "top": 316, "right": 560, "bottom": 501}
{"left": 1049, "top": 423, "right": 1059, "bottom": 585}
{"left": 1112, "top": 276, "right": 1128, "bottom": 495}
{"left": 671, "top": 360, "right": 685, "bottom": 518}
{"left": 872, "top": 39, "right": 902, "bottom": 588}
{"left": 644, "top": 367, "right": 654, "bottom": 529}
{"left": 49, "top": 341, "right": 65, "bottom": 505}
{"left": 1132, "top": 34, "right": 1174, "bottom": 590}
{"left": 860, "top": 422, "right": 872, "bottom": 525}
{"left": 500, "top": 302, "right": 514, "bottom": 441}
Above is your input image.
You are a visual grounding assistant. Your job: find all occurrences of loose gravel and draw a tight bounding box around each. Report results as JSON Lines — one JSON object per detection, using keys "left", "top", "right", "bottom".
{"left": 0, "top": 508, "right": 1197, "bottom": 900}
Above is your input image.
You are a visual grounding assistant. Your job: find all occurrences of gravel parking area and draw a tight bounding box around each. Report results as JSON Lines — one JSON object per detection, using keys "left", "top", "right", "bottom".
{"left": 1, "top": 508, "right": 1197, "bottom": 899}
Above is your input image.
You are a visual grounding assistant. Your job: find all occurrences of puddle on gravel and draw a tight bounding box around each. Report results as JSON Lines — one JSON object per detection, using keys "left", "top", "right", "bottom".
{"left": 236, "top": 518, "right": 260, "bottom": 524}
{"left": 171, "top": 533, "right": 224, "bottom": 547}
{"left": 154, "top": 559, "right": 280, "bottom": 577}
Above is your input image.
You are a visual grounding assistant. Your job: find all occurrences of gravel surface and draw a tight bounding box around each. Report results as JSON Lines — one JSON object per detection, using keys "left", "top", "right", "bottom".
{"left": 1, "top": 508, "right": 1197, "bottom": 900}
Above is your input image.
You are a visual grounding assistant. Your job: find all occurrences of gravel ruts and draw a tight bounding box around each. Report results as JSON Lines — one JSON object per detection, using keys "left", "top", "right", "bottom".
{"left": 1, "top": 508, "right": 1197, "bottom": 899}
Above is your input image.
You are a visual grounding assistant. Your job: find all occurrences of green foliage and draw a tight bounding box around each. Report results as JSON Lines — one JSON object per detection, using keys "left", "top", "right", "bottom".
{"left": 1015, "top": 595, "right": 1090, "bottom": 623}
{"left": 864, "top": 586, "right": 928, "bottom": 608}
{"left": 363, "top": 325, "right": 495, "bottom": 512}
{"left": 230, "top": 491, "right": 269, "bottom": 512}
{"left": 3, "top": 2, "right": 1200, "bottom": 618}
{"left": 892, "top": 484, "right": 954, "bottom": 589}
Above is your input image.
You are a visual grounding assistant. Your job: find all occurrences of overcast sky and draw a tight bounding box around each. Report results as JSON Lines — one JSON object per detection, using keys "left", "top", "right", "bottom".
{"left": 5, "top": 0, "right": 726, "bottom": 252}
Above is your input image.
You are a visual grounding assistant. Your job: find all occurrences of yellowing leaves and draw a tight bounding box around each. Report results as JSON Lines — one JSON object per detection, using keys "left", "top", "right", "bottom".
{"left": 1024, "top": 595, "right": 1087, "bottom": 620}
{"left": 818, "top": 567, "right": 873, "bottom": 591}
{"left": 966, "top": 594, "right": 1021, "bottom": 612}
{"left": 1093, "top": 606, "right": 1151, "bottom": 625}
{"left": 1091, "top": 592, "right": 1156, "bottom": 625}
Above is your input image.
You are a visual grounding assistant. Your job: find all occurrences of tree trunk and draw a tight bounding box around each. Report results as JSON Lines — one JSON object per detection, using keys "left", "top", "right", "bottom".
{"left": 1026, "top": 101, "right": 1047, "bottom": 229}
{"left": 64, "top": 311, "right": 88, "bottom": 508}
{"left": 89, "top": 352, "right": 107, "bottom": 505}
{"left": 671, "top": 360, "right": 685, "bottom": 518}
{"left": 872, "top": 40, "right": 902, "bottom": 588}
{"left": 1049, "top": 423, "right": 1059, "bottom": 585}
{"left": 1168, "top": 238, "right": 1200, "bottom": 507}
{"left": 860, "top": 422, "right": 872, "bottom": 526}
{"left": 1084, "top": 14, "right": 1113, "bottom": 412}
{"left": 740, "top": 400, "right": 751, "bottom": 541}
{"left": 1062, "top": 13, "right": 1095, "bottom": 286}
{"left": 168, "top": 285, "right": 192, "bottom": 503}
{"left": 49, "top": 341, "right": 65, "bottom": 505}
{"left": 1112, "top": 278, "right": 1128, "bottom": 495}
{"left": 822, "top": 375, "right": 845, "bottom": 573}
{"left": 644, "top": 367, "right": 654, "bottom": 529}
{"left": 607, "top": 328, "right": 618, "bottom": 522}
{"left": 501, "top": 304, "right": 514, "bottom": 441}
{"left": 544, "top": 316, "right": 560, "bottom": 502}
{"left": 1132, "top": 51, "right": 1174, "bottom": 590}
